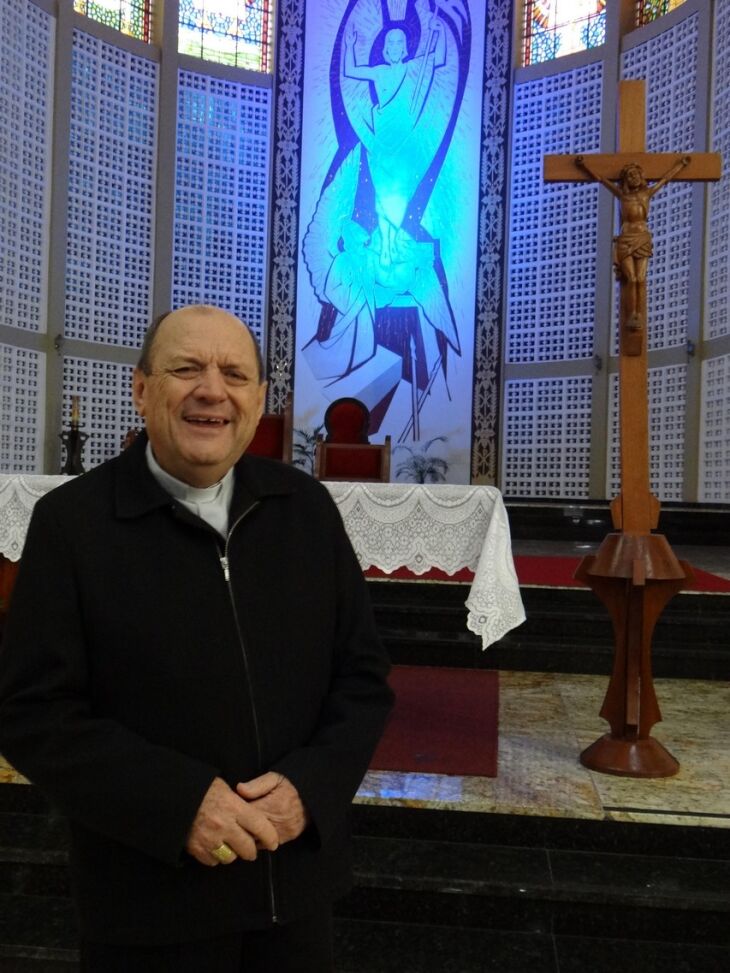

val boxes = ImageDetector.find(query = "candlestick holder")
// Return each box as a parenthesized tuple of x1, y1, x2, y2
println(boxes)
(60, 397, 89, 475)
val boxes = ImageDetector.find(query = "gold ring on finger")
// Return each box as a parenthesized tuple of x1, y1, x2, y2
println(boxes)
(211, 841, 235, 864)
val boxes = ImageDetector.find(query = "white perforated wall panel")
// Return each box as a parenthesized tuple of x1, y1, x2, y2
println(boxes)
(699, 355, 730, 502)
(62, 357, 138, 469)
(0, 0, 54, 333)
(621, 14, 699, 353)
(502, 376, 592, 498)
(173, 71, 271, 349)
(0, 344, 45, 472)
(707, 0, 730, 340)
(607, 364, 687, 501)
(507, 64, 603, 365)
(65, 30, 157, 348)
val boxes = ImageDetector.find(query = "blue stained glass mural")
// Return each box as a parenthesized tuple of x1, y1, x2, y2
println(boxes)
(294, 0, 485, 480)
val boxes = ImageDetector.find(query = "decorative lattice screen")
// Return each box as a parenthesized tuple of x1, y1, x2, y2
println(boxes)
(507, 63, 603, 366)
(501, 376, 592, 498)
(64, 30, 158, 348)
(61, 356, 138, 469)
(606, 363, 687, 501)
(173, 71, 271, 351)
(503, 63, 601, 498)
(699, 355, 730, 503)
(0, 0, 54, 334)
(620, 13, 699, 353)
(0, 344, 45, 472)
(707, 0, 730, 341)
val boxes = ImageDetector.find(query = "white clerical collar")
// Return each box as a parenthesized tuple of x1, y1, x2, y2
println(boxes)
(145, 442, 234, 537)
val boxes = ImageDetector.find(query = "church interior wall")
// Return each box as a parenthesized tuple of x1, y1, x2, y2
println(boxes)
(0, 0, 727, 503)
(503, 0, 728, 503)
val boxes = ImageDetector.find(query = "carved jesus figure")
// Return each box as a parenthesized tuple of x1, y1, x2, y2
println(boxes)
(576, 154, 691, 332)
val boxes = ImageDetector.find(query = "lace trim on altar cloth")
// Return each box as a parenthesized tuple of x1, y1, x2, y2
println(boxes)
(327, 483, 526, 648)
(0, 475, 72, 562)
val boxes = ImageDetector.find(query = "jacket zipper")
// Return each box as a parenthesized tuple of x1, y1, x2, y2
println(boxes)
(217, 502, 279, 924)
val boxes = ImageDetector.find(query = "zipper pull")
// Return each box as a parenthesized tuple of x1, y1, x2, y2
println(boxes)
(219, 554, 230, 581)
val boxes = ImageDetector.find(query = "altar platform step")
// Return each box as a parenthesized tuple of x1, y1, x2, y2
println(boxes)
(2, 671, 730, 971)
(504, 499, 730, 550)
(370, 580, 730, 681)
(335, 805, 730, 972)
(333, 665, 730, 972)
(1, 773, 729, 973)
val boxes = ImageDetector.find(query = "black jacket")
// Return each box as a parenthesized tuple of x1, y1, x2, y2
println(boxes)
(0, 435, 393, 944)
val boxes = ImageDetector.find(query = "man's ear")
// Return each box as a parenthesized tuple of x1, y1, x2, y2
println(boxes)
(132, 368, 147, 417)
(255, 381, 268, 423)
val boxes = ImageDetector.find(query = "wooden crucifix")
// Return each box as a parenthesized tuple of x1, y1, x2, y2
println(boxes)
(544, 79, 722, 778)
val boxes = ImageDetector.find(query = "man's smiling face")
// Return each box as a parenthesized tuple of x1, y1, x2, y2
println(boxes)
(133, 306, 267, 487)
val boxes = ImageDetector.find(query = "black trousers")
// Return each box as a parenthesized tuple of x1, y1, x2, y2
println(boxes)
(79, 908, 335, 973)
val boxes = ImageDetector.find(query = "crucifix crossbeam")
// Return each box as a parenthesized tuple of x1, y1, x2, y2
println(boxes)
(545, 151, 721, 183)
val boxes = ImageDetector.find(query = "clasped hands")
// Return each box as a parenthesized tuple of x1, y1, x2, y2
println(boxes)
(185, 773, 309, 867)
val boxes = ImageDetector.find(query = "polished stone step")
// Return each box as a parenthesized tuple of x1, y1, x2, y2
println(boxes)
(2, 785, 730, 970)
(505, 500, 730, 548)
(369, 582, 730, 679)
(335, 918, 730, 973)
(0, 944, 77, 972)
(336, 805, 730, 971)
(340, 835, 730, 942)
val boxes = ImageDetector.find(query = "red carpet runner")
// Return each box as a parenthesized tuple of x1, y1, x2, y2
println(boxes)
(366, 556, 730, 593)
(369, 665, 499, 778)
(512, 555, 730, 592)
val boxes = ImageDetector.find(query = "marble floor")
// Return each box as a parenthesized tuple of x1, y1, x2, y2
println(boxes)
(3, 674, 729, 830)
(2, 538, 728, 825)
(357, 670, 730, 829)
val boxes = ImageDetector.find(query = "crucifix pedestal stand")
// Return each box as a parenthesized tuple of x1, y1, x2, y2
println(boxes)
(544, 80, 721, 778)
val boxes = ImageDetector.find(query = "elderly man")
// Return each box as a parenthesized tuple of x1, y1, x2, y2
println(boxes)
(0, 305, 393, 971)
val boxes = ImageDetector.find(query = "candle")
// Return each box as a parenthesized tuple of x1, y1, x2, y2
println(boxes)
(71, 396, 80, 426)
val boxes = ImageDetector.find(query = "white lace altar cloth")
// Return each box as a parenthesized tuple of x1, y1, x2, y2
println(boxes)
(0, 476, 525, 649)
(0, 476, 72, 561)
(327, 483, 525, 648)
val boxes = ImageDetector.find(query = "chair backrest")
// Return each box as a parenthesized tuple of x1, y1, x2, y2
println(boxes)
(323, 397, 370, 444)
(314, 436, 391, 483)
(121, 429, 141, 451)
(247, 396, 293, 463)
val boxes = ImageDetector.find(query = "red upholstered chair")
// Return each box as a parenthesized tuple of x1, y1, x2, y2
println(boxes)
(247, 396, 293, 463)
(314, 398, 391, 482)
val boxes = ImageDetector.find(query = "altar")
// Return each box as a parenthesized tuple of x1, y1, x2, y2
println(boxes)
(0, 475, 525, 649)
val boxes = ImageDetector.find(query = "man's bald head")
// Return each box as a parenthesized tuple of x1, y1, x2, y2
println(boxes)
(138, 305, 264, 382)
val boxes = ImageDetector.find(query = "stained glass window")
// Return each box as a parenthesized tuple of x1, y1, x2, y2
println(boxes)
(178, 0, 273, 72)
(636, 0, 687, 26)
(523, 1, 606, 66)
(73, 0, 151, 43)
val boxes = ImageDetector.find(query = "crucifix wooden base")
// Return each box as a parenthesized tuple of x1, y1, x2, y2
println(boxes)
(544, 80, 721, 778)
(575, 532, 692, 777)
